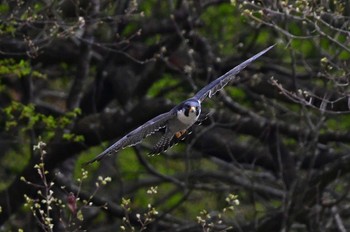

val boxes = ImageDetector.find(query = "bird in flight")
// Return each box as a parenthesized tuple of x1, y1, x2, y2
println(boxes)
(86, 45, 275, 164)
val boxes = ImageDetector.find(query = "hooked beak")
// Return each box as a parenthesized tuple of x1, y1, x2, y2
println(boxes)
(190, 106, 196, 113)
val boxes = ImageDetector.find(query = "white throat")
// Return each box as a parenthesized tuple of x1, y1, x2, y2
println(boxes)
(177, 109, 199, 125)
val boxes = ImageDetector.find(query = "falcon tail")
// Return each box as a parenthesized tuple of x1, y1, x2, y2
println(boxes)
(149, 129, 192, 155)
(149, 134, 173, 155)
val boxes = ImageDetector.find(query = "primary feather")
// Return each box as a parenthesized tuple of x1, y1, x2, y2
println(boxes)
(85, 111, 175, 164)
(193, 44, 275, 103)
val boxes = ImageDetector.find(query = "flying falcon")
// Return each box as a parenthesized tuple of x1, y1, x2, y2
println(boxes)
(86, 45, 274, 164)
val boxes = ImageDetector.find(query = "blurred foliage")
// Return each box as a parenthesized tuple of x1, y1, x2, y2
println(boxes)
(1, 0, 350, 231)
(3, 102, 82, 141)
(0, 59, 46, 79)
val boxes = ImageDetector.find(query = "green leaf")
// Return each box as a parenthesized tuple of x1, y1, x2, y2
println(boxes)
(147, 74, 180, 97)
(0, 4, 9, 13)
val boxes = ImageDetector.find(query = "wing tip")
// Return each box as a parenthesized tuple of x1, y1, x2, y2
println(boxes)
(83, 148, 114, 166)
(258, 43, 276, 56)
(83, 154, 104, 166)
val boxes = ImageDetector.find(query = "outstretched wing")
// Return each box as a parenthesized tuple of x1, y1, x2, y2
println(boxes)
(193, 45, 275, 103)
(85, 110, 176, 164)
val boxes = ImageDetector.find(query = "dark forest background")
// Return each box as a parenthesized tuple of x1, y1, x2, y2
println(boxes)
(1, 0, 350, 231)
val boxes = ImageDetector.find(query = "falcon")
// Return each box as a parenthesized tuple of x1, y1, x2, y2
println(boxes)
(86, 45, 274, 164)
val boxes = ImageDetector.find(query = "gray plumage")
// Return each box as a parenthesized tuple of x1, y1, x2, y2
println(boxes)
(86, 45, 274, 164)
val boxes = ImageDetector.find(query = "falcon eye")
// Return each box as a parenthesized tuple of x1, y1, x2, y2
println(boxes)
(184, 104, 191, 110)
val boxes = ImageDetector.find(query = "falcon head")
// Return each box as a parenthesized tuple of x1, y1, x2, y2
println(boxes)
(177, 99, 201, 125)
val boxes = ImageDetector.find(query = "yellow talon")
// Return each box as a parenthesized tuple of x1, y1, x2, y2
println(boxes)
(175, 130, 186, 138)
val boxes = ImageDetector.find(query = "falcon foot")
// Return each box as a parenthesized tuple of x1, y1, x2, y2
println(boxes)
(175, 130, 187, 138)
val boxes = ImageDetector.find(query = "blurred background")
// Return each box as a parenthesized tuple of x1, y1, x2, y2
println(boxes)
(1, 0, 350, 231)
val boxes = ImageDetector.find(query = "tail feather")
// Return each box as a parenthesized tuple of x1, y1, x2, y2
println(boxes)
(150, 134, 173, 155)
(149, 128, 192, 155)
